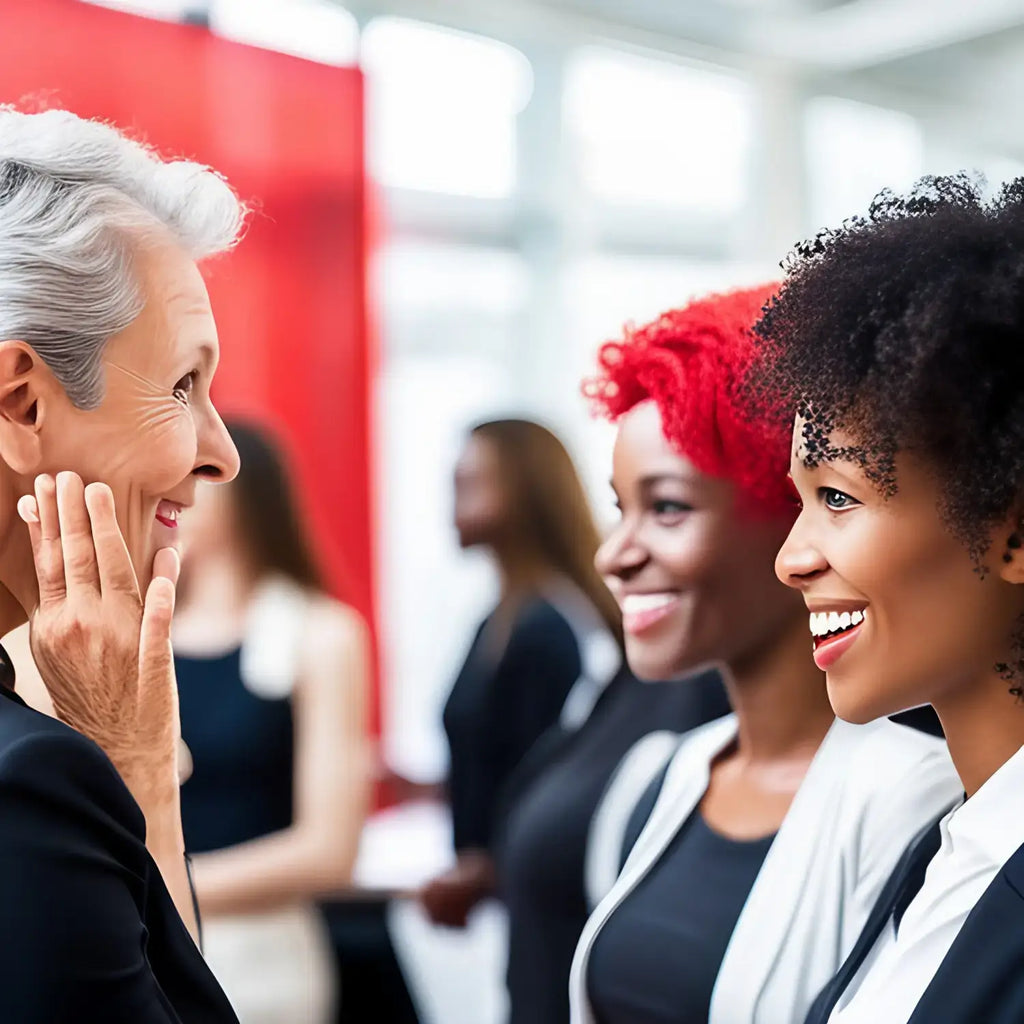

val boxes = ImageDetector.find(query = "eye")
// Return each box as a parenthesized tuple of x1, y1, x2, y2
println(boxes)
(819, 487, 860, 512)
(652, 499, 692, 517)
(172, 370, 198, 405)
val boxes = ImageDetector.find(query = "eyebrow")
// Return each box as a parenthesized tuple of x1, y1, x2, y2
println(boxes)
(641, 472, 697, 487)
(793, 458, 864, 491)
(608, 474, 699, 497)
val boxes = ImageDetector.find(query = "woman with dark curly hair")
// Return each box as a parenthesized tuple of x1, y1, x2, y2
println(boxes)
(567, 287, 960, 1024)
(753, 174, 1024, 1024)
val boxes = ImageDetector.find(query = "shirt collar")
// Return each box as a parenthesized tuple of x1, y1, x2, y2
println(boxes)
(945, 742, 1024, 866)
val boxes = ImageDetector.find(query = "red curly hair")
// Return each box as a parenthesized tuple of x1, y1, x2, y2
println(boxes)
(583, 284, 793, 516)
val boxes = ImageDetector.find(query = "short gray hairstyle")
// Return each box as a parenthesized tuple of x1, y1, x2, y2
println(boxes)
(0, 107, 246, 408)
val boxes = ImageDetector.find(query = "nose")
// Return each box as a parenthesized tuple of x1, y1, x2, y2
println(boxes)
(775, 514, 828, 590)
(595, 515, 648, 581)
(193, 404, 240, 483)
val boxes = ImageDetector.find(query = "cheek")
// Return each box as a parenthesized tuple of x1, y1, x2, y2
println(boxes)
(649, 519, 722, 585)
(836, 521, 1014, 702)
(104, 399, 198, 495)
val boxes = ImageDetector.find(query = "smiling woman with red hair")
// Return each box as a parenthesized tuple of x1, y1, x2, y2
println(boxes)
(564, 285, 961, 1024)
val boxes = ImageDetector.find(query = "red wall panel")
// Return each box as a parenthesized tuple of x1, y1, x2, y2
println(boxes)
(0, 0, 378, 724)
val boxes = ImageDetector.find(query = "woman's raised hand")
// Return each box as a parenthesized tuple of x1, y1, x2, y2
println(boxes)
(20, 471, 181, 801)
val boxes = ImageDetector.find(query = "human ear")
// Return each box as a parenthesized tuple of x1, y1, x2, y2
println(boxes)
(0, 341, 47, 475)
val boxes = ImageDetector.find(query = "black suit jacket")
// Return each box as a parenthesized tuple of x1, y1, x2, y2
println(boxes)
(0, 684, 238, 1023)
(805, 818, 1024, 1024)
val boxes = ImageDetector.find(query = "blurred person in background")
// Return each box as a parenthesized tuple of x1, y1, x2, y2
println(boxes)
(172, 420, 371, 1024)
(418, 419, 622, 928)
(567, 287, 961, 1024)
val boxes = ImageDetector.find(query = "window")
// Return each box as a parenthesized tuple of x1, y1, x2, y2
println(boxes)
(209, 0, 358, 65)
(805, 96, 924, 231)
(362, 18, 533, 197)
(374, 241, 528, 357)
(78, 0, 196, 20)
(565, 47, 753, 215)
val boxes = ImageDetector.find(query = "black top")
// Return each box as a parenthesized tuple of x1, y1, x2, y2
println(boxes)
(176, 648, 294, 853)
(587, 764, 775, 1024)
(804, 819, 1024, 1024)
(496, 667, 730, 1024)
(442, 597, 583, 852)
(0, 677, 238, 1022)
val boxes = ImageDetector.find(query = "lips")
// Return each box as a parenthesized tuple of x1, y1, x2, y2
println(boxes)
(155, 499, 182, 529)
(620, 592, 680, 636)
(808, 607, 867, 671)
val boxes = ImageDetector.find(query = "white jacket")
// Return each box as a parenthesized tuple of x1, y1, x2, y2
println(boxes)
(570, 714, 962, 1024)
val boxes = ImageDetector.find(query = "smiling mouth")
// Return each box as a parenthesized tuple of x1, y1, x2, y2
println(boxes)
(621, 593, 681, 636)
(809, 609, 866, 650)
(155, 500, 182, 529)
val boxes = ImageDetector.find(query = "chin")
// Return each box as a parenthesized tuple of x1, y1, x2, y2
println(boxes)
(624, 642, 691, 684)
(825, 678, 896, 725)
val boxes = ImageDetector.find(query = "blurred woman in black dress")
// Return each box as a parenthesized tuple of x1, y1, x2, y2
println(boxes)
(419, 419, 623, 928)
(174, 421, 371, 1023)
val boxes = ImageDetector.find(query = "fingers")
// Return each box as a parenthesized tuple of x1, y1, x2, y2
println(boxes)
(31, 475, 66, 607)
(17, 491, 41, 562)
(138, 552, 178, 689)
(151, 546, 181, 588)
(56, 472, 101, 597)
(84, 483, 138, 598)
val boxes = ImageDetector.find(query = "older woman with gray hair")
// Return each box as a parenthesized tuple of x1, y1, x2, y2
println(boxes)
(0, 106, 242, 1021)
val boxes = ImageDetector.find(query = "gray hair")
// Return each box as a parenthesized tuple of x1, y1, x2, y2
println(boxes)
(0, 107, 246, 408)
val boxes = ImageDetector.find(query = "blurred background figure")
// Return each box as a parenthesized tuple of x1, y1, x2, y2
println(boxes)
(417, 419, 622, 928)
(172, 421, 371, 1024)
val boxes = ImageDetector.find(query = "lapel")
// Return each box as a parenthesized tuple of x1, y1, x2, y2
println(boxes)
(569, 715, 738, 1024)
(907, 843, 1024, 1024)
(621, 715, 739, 877)
(709, 718, 848, 1022)
(802, 817, 944, 1024)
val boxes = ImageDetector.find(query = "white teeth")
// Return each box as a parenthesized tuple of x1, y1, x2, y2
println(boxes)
(622, 593, 678, 615)
(809, 608, 867, 638)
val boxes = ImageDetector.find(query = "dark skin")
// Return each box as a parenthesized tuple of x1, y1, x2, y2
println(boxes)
(418, 434, 555, 928)
(597, 401, 834, 838)
(780, 419, 1024, 797)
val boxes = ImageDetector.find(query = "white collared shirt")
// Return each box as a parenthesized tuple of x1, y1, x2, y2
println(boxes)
(829, 742, 1024, 1024)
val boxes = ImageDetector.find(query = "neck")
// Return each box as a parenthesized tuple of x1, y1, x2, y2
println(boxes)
(493, 546, 556, 603)
(934, 675, 1024, 797)
(725, 614, 835, 764)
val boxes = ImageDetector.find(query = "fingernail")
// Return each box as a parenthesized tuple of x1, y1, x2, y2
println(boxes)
(17, 495, 39, 524)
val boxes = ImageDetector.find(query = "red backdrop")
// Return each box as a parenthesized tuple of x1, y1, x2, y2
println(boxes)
(0, 0, 378, 725)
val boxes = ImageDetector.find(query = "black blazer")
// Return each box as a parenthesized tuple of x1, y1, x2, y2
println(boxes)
(0, 684, 238, 1023)
(805, 818, 1024, 1024)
